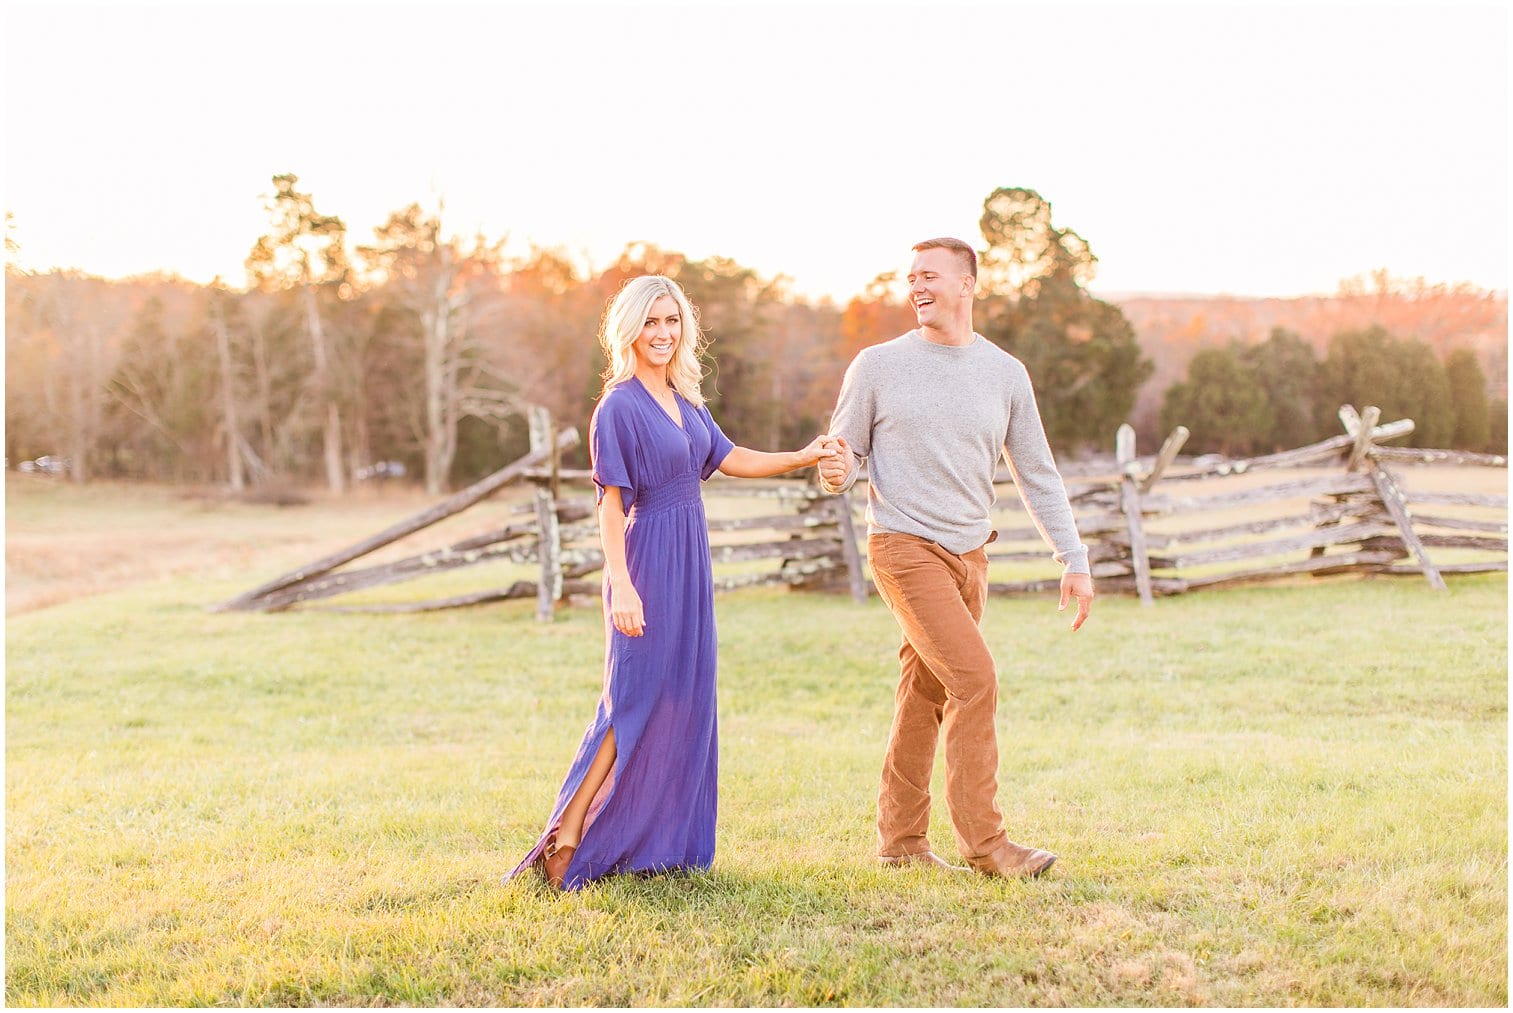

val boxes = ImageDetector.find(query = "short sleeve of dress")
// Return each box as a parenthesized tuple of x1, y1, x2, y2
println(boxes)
(698, 405, 736, 481)
(590, 394, 638, 512)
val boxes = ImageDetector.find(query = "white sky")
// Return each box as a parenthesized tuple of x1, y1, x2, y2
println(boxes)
(4, 3, 1508, 301)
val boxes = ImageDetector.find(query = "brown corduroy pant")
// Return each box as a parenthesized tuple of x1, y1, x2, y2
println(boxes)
(868, 532, 1008, 862)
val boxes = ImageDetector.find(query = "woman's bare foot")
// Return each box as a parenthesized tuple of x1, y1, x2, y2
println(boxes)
(542, 837, 578, 889)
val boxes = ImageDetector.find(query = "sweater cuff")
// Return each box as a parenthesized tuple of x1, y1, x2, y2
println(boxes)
(1054, 544, 1091, 575)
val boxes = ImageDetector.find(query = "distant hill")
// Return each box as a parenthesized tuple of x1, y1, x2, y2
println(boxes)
(1102, 280, 1507, 438)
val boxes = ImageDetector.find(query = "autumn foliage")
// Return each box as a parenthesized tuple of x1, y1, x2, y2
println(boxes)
(5, 181, 1505, 490)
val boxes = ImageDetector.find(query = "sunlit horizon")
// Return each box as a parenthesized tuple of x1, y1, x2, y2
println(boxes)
(6, 209, 1508, 305)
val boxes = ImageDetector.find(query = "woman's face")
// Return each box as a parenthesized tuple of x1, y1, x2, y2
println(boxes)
(632, 294, 681, 371)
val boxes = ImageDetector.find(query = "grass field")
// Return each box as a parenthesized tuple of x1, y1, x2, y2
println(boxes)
(5, 478, 1508, 1006)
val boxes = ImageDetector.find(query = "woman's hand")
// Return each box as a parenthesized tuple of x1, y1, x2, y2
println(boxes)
(610, 578, 645, 637)
(795, 434, 839, 467)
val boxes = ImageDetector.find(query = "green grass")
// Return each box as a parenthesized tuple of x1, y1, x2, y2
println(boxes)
(5, 485, 1508, 1006)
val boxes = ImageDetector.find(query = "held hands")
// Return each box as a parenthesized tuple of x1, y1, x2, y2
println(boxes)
(610, 578, 645, 637)
(817, 435, 851, 486)
(795, 434, 838, 467)
(1058, 571, 1095, 631)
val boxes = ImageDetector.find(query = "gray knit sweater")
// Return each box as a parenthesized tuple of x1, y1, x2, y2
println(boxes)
(820, 330, 1090, 573)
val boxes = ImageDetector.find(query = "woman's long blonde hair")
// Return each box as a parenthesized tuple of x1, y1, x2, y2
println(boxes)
(598, 275, 708, 407)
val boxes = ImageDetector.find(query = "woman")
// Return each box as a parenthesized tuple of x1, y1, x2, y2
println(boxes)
(509, 275, 834, 891)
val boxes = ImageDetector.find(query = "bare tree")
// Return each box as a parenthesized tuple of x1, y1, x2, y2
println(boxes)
(207, 284, 246, 490)
(6, 271, 127, 483)
(359, 204, 518, 494)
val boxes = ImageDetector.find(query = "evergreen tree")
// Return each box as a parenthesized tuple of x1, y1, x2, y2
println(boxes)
(1239, 328, 1324, 451)
(1445, 348, 1491, 451)
(1487, 398, 1509, 455)
(246, 173, 352, 491)
(974, 187, 1152, 451)
(1160, 345, 1274, 456)
(1318, 326, 1453, 448)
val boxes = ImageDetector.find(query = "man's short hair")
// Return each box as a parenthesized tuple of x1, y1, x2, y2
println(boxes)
(911, 237, 977, 279)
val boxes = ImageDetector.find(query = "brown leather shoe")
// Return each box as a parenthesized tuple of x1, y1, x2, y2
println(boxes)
(878, 851, 967, 871)
(967, 839, 1057, 878)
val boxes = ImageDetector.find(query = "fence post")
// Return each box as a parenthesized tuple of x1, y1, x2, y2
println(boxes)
(832, 487, 868, 603)
(1117, 424, 1155, 606)
(1346, 405, 1381, 472)
(1337, 404, 1447, 591)
(529, 406, 564, 622)
(1140, 426, 1189, 493)
(1369, 465, 1448, 591)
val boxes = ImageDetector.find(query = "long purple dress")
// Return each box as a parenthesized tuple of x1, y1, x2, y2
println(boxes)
(509, 376, 734, 890)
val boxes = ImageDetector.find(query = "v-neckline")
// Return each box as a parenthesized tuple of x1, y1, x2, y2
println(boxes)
(634, 375, 685, 432)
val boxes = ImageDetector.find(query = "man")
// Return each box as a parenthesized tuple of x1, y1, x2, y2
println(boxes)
(818, 237, 1094, 878)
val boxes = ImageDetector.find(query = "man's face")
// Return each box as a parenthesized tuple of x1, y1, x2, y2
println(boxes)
(907, 248, 973, 327)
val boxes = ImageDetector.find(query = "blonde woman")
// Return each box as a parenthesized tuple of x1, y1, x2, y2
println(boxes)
(510, 275, 834, 890)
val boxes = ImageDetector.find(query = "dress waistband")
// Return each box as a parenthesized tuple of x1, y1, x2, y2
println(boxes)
(630, 473, 702, 517)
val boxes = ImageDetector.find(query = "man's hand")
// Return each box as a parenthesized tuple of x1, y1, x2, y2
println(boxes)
(1058, 571, 1094, 631)
(818, 435, 852, 487)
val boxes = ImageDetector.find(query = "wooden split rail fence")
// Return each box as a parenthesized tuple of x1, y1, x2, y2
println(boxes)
(1028, 405, 1507, 605)
(214, 406, 866, 619)
(216, 405, 1506, 618)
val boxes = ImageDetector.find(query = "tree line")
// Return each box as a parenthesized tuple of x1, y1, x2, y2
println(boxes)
(4, 180, 1504, 493)
(1160, 326, 1505, 457)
